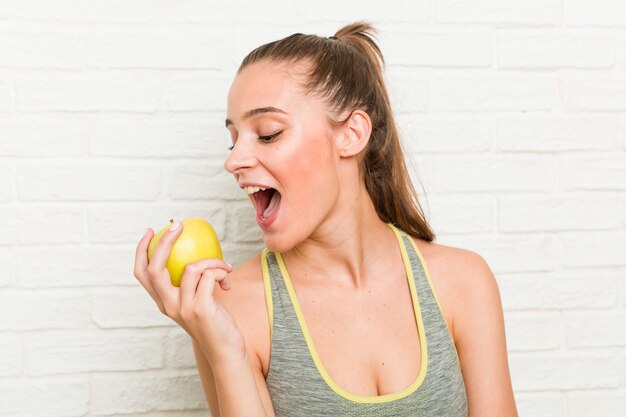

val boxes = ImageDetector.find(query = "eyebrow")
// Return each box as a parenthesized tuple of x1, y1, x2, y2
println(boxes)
(225, 106, 287, 128)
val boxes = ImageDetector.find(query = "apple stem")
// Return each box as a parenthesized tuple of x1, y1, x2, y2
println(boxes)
(170, 218, 174, 224)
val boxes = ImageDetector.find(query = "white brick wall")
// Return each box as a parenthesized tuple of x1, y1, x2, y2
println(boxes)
(0, 1, 624, 416)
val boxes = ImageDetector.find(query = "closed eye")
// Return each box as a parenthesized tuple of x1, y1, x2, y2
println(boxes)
(259, 130, 282, 143)
(227, 130, 283, 151)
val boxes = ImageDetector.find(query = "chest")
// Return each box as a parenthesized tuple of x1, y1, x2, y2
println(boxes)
(283, 271, 425, 397)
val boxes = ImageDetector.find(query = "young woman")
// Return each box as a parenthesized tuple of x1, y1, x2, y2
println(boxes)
(134, 22, 518, 417)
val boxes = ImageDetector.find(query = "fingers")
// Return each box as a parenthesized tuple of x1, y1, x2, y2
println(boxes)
(180, 258, 233, 306)
(148, 221, 183, 274)
(196, 267, 230, 302)
(133, 228, 164, 311)
(146, 221, 184, 304)
(134, 228, 151, 276)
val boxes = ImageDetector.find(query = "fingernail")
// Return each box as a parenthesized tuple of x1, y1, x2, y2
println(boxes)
(143, 228, 150, 237)
(169, 221, 181, 231)
(226, 262, 232, 269)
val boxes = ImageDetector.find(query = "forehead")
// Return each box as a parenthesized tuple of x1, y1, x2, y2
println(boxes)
(227, 60, 311, 118)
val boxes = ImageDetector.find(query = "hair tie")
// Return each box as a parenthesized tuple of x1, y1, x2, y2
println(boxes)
(327, 35, 338, 40)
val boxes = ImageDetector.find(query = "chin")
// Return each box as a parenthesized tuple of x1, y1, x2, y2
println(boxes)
(262, 231, 299, 254)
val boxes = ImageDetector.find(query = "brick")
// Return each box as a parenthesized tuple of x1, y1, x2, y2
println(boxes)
(499, 194, 621, 232)
(515, 392, 566, 417)
(509, 352, 622, 391)
(84, 27, 224, 69)
(0, 206, 84, 245)
(562, 155, 626, 191)
(165, 74, 231, 112)
(562, 232, 626, 268)
(0, 377, 89, 417)
(92, 287, 174, 329)
(296, 0, 428, 23)
(26, 329, 163, 375)
(565, 311, 626, 348)
(226, 202, 263, 243)
(495, 114, 616, 152)
(87, 203, 225, 244)
(0, 164, 14, 202)
(0, 31, 82, 69)
(504, 312, 561, 352)
(386, 69, 428, 113)
(91, 372, 205, 414)
(436, 0, 561, 25)
(617, 115, 626, 150)
(0, 80, 11, 111)
(439, 235, 557, 274)
(568, 390, 626, 417)
(0, 116, 86, 156)
(222, 24, 306, 74)
(407, 156, 436, 199)
(164, 327, 197, 369)
(433, 155, 554, 192)
(422, 195, 493, 234)
(498, 31, 615, 69)
(88, 114, 228, 159)
(621, 270, 626, 307)
(0, 1, 14, 19)
(430, 74, 555, 112)
(18, 246, 138, 288)
(498, 271, 617, 311)
(565, 0, 626, 27)
(562, 79, 626, 111)
(0, 332, 22, 376)
(168, 161, 242, 201)
(384, 31, 492, 68)
(395, 113, 492, 154)
(16, 75, 160, 112)
(220, 240, 264, 268)
(0, 250, 15, 286)
(12, 0, 156, 22)
(0, 290, 90, 330)
(159, 0, 298, 23)
(17, 162, 161, 201)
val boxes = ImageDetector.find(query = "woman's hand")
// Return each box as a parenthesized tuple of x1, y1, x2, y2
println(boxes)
(133, 222, 247, 364)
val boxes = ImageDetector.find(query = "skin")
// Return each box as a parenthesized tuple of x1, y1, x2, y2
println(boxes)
(134, 58, 519, 417)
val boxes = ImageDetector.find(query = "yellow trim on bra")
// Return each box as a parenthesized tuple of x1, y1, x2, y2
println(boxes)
(272, 222, 428, 404)
(403, 235, 462, 364)
(261, 248, 274, 344)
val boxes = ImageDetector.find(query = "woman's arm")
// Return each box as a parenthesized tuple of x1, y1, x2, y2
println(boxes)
(134, 225, 275, 417)
(192, 338, 220, 417)
(192, 337, 276, 417)
(452, 252, 519, 417)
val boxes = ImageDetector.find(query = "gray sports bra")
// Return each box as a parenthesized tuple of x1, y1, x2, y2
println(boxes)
(260, 223, 468, 416)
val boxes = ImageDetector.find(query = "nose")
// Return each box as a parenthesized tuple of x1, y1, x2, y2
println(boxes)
(223, 138, 257, 175)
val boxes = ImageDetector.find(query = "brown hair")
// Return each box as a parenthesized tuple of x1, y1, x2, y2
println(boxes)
(239, 21, 436, 242)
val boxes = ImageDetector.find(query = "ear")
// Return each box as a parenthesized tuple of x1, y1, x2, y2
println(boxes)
(336, 109, 372, 158)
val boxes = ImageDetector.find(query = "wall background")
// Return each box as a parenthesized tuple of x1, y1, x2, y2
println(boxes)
(0, 0, 625, 416)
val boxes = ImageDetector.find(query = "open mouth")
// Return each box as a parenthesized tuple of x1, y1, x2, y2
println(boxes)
(253, 188, 281, 220)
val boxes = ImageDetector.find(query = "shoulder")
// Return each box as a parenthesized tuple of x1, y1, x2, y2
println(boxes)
(411, 238, 518, 414)
(408, 236, 501, 343)
(213, 251, 271, 375)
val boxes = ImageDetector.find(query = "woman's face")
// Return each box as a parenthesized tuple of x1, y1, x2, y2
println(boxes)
(224, 60, 342, 252)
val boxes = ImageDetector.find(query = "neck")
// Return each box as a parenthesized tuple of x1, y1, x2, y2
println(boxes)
(281, 183, 398, 289)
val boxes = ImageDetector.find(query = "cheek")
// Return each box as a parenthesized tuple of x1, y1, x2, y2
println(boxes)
(289, 142, 339, 213)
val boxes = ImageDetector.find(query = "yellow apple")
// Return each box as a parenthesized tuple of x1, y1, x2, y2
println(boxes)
(147, 217, 223, 287)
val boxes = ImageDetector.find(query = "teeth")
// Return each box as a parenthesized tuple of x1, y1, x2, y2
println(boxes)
(245, 186, 267, 195)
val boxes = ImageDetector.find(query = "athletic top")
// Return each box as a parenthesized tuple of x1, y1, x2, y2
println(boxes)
(260, 223, 468, 417)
